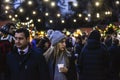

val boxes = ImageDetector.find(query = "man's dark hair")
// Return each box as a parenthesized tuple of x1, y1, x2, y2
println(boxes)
(5, 23, 16, 29)
(15, 28, 29, 38)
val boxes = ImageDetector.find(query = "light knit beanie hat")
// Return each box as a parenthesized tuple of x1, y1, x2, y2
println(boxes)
(47, 30, 66, 46)
(47, 29, 54, 39)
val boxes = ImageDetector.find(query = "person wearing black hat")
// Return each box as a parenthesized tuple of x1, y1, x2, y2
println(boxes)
(0, 23, 16, 46)
(108, 38, 120, 80)
(77, 30, 110, 80)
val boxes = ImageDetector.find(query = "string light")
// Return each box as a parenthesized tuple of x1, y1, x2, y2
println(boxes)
(73, 3, 78, 7)
(5, 10, 8, 14)
(73, 19, 77, 22)
(96, 13, 100, 18)
(57, 13, 61, 17)
(12, 18, 15, 21)
(49, 20, 53, 23)
(26, 17, 29, 20)
(19, 8, 24, 13)
(85, 17, 88, 21)
(115, 1, 120, 5)
(45, 12, 49, 16)
(28, 1, 33, 5)
(95, 1, 100, 7)
(61, 20, 65, 23)
(5, 5, 10, 10)
(88, 13, 91, 17)
(15, 14, 18, 17)
(1, 0, 119, 27)
(107, 11, 111, 15)
(31, 24, 34, 27)
(38, 19, 41, 22)
(32, 11, 36, 15)
(44, 0, 49, 2)
(105, 11, 112, 15)
(78, 13, 82, 17)
(8, 15, 12, 19)
(4, 0, 10, 3)
(51, 2, 56, 7)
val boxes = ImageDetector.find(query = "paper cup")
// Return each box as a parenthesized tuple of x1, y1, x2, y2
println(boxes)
(57, 64, 64, 72)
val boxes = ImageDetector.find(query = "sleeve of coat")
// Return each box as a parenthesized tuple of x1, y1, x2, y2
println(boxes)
(38, 54, 50, 80)
(77, 49, 84, 74)
(66, 55, 77, 80)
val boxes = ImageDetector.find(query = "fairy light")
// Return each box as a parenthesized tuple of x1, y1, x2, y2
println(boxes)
(38, 19, 41, 22)
(45, 12, 49, 16)
(61, 20, 65, 23)
(28, 1, 33, 5)
(116, 1, 120, 5)
(5, 0, 10, 3)
(5, 5, 10, 10)
(57, 13, 61, 17)
(49, 20, 53, 23)
(73, 19, 77, 22)
(95, 1, 100, 7)
(32, 11, 36, 15)
(78, 14, 82, 17)
(51, 2, 56, 7)
(19, 8, 24, 13)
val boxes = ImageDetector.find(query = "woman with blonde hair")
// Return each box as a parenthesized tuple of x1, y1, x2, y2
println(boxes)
(44, 30, 77, 80)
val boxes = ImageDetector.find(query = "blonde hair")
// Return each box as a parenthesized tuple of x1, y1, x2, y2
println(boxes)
(43, 39, 70, 62)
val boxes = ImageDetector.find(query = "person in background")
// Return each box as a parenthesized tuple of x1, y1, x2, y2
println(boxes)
(108, 38, 120, 80)
(31, 33, 41, 49)
(74, 35, 84, 59)
(66, 34, 74, 53)
(0, 40, 12, 80)
(6, 28, 50, 80)
(44, 30, 77, 80)
(0, 23, 16, 46)
(77, 30, 110, 80)
(104, 34, 112, 48)
(37, 37, 50, 54)
(6, 23, 16, 36)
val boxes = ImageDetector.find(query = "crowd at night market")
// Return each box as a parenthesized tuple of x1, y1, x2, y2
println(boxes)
(0, 22, 120, 80)
(0, 0, 120, 80)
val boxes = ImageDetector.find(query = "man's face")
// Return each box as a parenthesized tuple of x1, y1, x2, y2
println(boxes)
(9, 26, 16, 34)
(15, 32, 29, 50)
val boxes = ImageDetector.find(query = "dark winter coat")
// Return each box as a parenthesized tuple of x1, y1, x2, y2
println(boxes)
(78, 39, 110, 80)
(6, 46, 50, 80)
(0, 40, 12, 73)
(108, 45, 120, 80)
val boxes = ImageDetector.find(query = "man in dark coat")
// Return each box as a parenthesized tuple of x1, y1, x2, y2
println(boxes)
(6, 28, 50, 80)
(0, 40, 12, 80)
(77, 30, 110, 80)
(108, 38, 120, 80)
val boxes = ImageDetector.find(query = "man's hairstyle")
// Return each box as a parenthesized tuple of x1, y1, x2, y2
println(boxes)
(6, 23, 16, 29)
(15, 28, 29, 38)
(0, 23, 16, 35)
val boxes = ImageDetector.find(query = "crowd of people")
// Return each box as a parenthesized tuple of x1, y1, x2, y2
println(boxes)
(0, 22, 120, 80)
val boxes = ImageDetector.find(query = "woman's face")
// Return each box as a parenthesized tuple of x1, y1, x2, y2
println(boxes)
(58, 39, 66, 51)
(44, 42, 50, 48)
